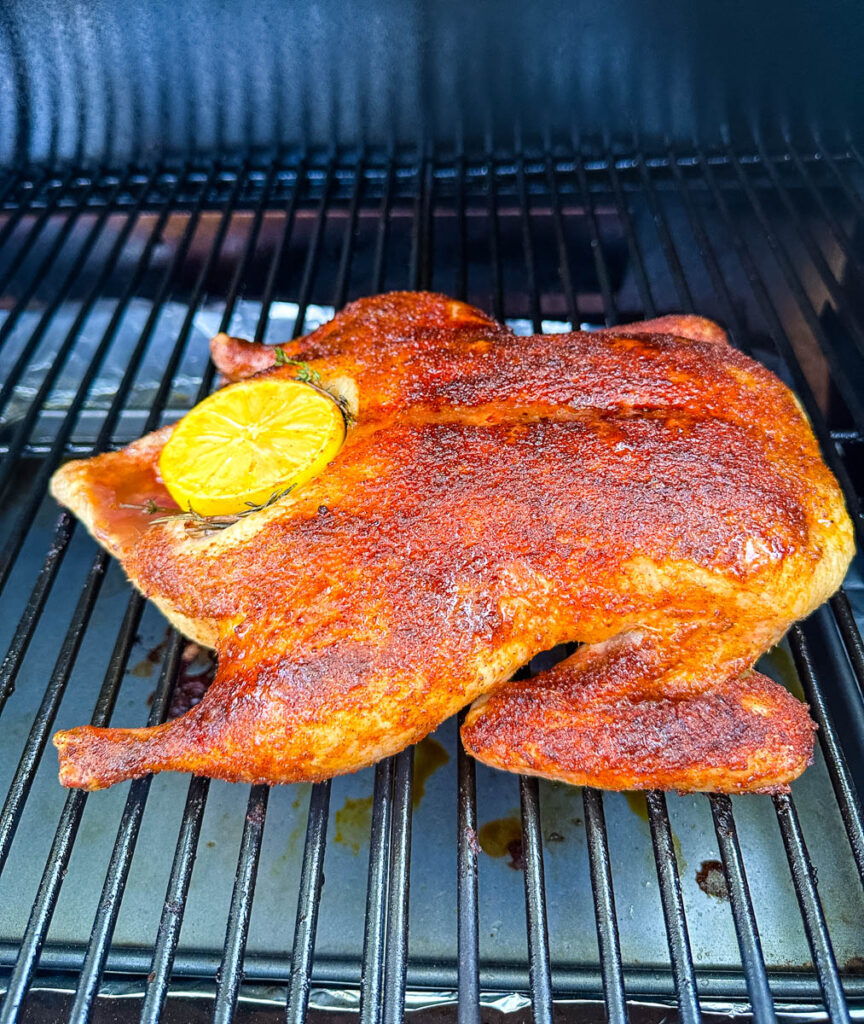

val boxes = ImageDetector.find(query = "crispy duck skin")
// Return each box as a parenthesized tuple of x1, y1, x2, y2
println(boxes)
(462, 633, 816, 793)
(50, 292, 853, 792)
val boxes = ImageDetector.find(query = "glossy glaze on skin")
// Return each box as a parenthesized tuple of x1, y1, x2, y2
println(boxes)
(49, 292, 853, 792)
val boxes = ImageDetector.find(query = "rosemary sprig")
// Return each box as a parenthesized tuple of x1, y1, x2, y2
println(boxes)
(119, 497, 176, 515)
(123, 487, 295, 536)
(273, 348, 355, 428)
(273, 347, 321, 383)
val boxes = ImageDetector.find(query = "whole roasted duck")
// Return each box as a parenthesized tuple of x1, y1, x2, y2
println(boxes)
(51, 292, 853, 793)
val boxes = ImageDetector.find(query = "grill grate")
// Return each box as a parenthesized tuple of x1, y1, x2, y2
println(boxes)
(0, 145, 862, 1024)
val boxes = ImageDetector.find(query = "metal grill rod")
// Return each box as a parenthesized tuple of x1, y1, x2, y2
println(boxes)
(830, 593, 864, 704)
(195, 161, 282, 404)
(381, 153, 435, 1024)
(0, 171, 51, 277)
(0, 172, 24, 214)
(357, 153, 398, 1024)
(453, 160, 480, 1024)
(571, 153, 615, 325)
(370, 155, 396, 301)
(634, 153, 696, 313)
(0, 164, 189, 736)
(757, 144, 864, 366)
(841, 139, 864, 200)
(544, 152, 582, 326)
(818, 595, 864, 695)
(0, 594, 145, 1024)
(513, 156, 555, 1024)
(773, 795, 851, 1023)
(552, 152, 628, 1024)
(645, 792, 701, 1024)
(0, 172, 102, 369)
(815, 142, 864, 254)
(625, 154, 696, 316)
(685, 148, 864, 875)
(409, 156, 434, 294)
(142, 164, 250, 434)
(582, 790, 629, 1024)
(0, 167, 156, 606)
(604, 153, 658, 319)
(456, 711, 480, 1024)
(516, 156, 542, 335)
(708, 796, 777, 1024)
(0, 551, 107, 876)
(0, 513, 74, 718)
(0, 163, 225, 1017)
(785, 142, 864, 294)
(284, 153, 368, 1024)
(358, 760, 395, 1024)
(332, 152, 365, 313)
(0, 171, 45, 243)
(290, 158, 335, 340)
(725, 145, 864, 433)
(453, 154, 468, 305)
(92, 162, 219, 452)
(663, 149, 749, 340)
(519, 777, 554, 1024)
(0, 168, 73, 299)
(599, 153, 702, 1024)
(212, 784, 271, 1024)
(67, 633, 184, 1023)
(485, 151, 504, 323)
(788, 624, 864, 884)
(381, 748, 414, 1024)
(636, 154, 778, 1024)
(285, 783, 332, 1024)
(212, 159, 314, 1024)
(139, 162, 283, 1024)
(658, 148, 857, 1010)
(139, 775, 211, 1024)
(253, 159, 307, 346)
(817, 141, 864, 220)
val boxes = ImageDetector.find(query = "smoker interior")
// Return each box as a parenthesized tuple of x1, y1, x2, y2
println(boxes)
(0, 146, 863, 1024)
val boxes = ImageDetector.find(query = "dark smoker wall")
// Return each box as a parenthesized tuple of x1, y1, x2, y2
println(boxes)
(0, 0, 862, 167)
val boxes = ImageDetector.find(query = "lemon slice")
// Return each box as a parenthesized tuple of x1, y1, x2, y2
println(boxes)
(159, 377, 346, 517)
